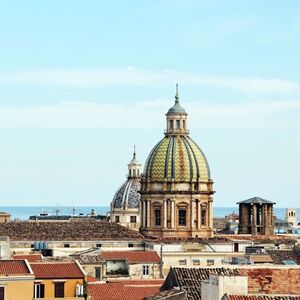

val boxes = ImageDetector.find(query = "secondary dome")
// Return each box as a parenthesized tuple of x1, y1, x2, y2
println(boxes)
(111, 179, 140, 209)
(143, 135, 210, 182)
(111, 149, 141, 209)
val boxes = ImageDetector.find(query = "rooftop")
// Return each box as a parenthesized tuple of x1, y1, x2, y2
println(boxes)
(88, 279, 164, 300)
(266, 250, 300, 265)
(161, 267, 239, 300)
(0, 220, 144, 241)
(30, 261, 86, 279)
(0, 260, 32, 275)
(237, 197, 276, 205)
(100, 251, 161, 264)
(13, 253, 43, 262)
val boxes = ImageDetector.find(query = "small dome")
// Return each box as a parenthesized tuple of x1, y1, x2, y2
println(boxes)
(111, 178, 140, 209)
(111, 148, 141, 210)
(166, 83, 187, 115)
(143, 135, 210, 182)
(166, 100, 186, 115)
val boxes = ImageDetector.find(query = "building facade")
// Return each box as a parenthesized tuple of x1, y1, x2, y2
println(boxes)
(140, 86, 214, 238)
(110, 148, 141, 230)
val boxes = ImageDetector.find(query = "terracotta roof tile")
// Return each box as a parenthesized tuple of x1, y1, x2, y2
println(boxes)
(0, 220, 144, 241)
(161, 267, 239, 300)
(100, 251, 160, 263)
(0, 260, 32, 275)
(30, 261, 85, 279)
(13, 254, 43, 262)
(88, 280, 163, 300)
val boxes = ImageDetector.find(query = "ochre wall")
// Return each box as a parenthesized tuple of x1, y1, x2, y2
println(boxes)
(1, 279, 33, 300)
(40, 278, 84, 297)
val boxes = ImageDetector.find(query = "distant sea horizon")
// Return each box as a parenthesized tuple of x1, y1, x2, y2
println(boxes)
(0, 206, 299, 222)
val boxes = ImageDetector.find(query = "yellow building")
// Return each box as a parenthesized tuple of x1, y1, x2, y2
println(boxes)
(0, 260, 35, 300)
(30, 261, 86, 299)
(140, 86, 214, 238)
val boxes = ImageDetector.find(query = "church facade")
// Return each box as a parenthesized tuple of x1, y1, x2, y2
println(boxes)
(140, 86, 214, 238)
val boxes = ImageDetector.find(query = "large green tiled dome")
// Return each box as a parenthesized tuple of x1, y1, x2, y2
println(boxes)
(143, 135, 210, 182)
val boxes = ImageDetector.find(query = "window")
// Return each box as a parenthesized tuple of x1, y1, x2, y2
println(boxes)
(54, 282, 65, 298)
(34, 283, 45, 298)
(169, 120, 174, 130)
(143, 265, 150, 276)
(193, 259, 200, 266)
(96, 243, 102, 248)
(64, 243, 70, 248)
(128, 243, 134, 248)
(95, 267, 101, 279)
(176, 120, 180, 129)
(183, 120, 186, 129)
(0, 287, 4, 300)
(178, 209, 186, 226)
(115, 216, 120, 223)
(207, 259, 214, 266)
(201, 210, 206, 226)
(179, 259, 187, 265)
(154, 209, 161, 226)
(130, 216, 137, 223)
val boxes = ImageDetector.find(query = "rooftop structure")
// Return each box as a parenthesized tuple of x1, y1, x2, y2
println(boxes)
(238, 196, 275, 236)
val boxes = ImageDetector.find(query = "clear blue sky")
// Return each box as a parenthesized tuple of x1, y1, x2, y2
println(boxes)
(0, 1, 299, 207)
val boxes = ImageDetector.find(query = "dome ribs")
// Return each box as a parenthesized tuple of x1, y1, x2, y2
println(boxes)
(181, 135, 194, 181)
(171, 136, 176, 179)
(177, 137, 186, 181)
(164, 137, 173, 179)
(183, 136, 200, 181)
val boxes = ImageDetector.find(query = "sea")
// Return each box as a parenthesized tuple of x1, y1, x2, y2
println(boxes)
(0, 206, 299, 222)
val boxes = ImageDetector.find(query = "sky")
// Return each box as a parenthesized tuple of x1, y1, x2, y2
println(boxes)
(0, 0, 299, 208)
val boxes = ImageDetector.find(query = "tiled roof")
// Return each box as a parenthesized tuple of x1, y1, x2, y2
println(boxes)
(161, 267, 239, 300)
(30, 261, 85, 279)
(0, 260, 32, 275)
(266, 250, 300, 265)
(0, 220, 144, 241)
(100, 251, 161, 263)
(237, 197, 275, 205)
(147, 288, 187, 300)
(88, 280, 163, 300)
(224, 294, 300, 300)
(13, 254, 43, 262)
